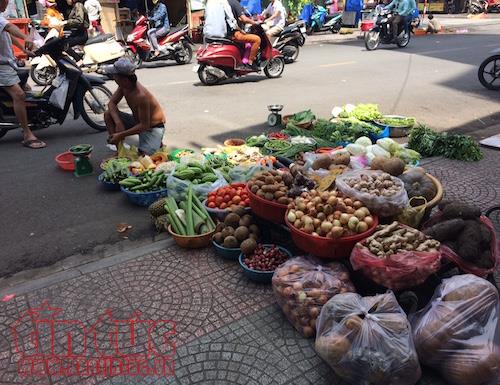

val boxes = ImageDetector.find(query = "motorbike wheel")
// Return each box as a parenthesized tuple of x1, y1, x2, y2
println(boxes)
(365, 31, 380, 51)
(81, 85, 112, 131)
(396, 30, 410, 48)
(198, 65, 220, 86)
(264, 57, 285, 78)
(282, 44, 299, 64)
(478, 55, 500, 90)
(30, 64, 58, 86)
(0, 128, 7, 139)
(125, 50, 142, 68)
(175, 43, 193, 65)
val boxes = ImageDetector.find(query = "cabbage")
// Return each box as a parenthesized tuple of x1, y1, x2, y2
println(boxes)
(376, 138, 397, 151)
(345, 143, 366, 156)
(331, 106, 343, 118)
(366, 144, 390, 158)
(355, 136, 372, 147)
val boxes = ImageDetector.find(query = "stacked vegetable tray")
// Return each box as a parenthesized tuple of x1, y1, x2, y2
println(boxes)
(97, 103, 494, 385)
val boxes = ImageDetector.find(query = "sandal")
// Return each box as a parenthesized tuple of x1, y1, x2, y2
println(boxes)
(22, 139, 46, 149)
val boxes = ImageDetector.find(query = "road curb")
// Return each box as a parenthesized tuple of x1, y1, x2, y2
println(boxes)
(0, 238, 175, 297)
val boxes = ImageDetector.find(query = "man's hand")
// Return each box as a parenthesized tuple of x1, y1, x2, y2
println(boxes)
(24, 38, 34, 50)
(25, 50, 36, 58)
(108, 133, 123, 145)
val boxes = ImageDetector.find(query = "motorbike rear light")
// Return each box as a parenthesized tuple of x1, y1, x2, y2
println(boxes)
(360, 20, 374, 31)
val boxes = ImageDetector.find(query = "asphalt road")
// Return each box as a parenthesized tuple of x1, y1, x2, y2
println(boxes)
(1, 26, 499, 277)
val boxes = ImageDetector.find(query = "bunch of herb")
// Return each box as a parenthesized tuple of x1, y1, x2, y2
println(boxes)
(408, 125, 483, 161)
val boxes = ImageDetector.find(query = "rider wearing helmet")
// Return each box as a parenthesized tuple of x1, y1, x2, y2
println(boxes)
(384, 0, 416, 41)
(147, 0, 170, 57)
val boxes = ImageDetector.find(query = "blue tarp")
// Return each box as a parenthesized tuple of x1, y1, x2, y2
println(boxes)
(241, 0, 262, 15)
(299, 3, 314, 24)
(345, 0, 363, 24)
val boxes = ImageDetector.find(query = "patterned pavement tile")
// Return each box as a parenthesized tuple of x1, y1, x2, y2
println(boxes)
(0, 295, 51, 385)
(108, 246, 275, 345)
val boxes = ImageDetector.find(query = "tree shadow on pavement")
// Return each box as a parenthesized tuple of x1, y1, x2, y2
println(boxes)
(207, 122, 271, 144)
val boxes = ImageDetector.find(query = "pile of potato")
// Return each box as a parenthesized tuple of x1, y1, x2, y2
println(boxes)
(272, 257, 355, 338)
(247, 170, 293, 205)
(287, 190, 375, 239)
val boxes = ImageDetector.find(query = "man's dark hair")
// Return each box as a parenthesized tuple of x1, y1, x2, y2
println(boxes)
(428, 14, 434, 19)
(128, 74, 138, 84)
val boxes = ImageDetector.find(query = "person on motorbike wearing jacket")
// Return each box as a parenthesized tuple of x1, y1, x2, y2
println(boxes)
(0, 0, 45, 149)
(147, 0, 170, 58)
(227, 0, 261, 70)
(64, 0, 90, 63)
(261, 0, 286, 39)
(384, 0, 416, 42)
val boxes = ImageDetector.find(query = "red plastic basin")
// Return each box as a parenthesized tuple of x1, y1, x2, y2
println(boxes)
(285, 214, 379, 259)
(246, 185, 288, 224)
(55, 151, 75, 171)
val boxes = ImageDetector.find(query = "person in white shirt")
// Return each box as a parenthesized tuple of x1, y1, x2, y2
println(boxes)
(84, 0, 103, 33)
(0, 0, 46, 149)
(261, 0, 286, 38)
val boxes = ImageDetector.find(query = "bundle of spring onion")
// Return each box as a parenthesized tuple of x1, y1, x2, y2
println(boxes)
(164, 185, 216, 236)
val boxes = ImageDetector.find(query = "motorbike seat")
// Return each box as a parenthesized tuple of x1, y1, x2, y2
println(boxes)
(166, 25, 184, 35)
(86, 33, 114, 45)
(205, 36, 240, 46)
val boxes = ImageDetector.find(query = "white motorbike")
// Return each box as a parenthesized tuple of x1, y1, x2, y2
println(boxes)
(31, 29, 125, 86)
(478, 48, 500, 90)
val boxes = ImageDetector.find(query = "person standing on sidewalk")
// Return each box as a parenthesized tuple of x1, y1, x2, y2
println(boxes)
(227, 0, 261, 70)
(84, 0, 104, 34)
(0, 0, 46, 149)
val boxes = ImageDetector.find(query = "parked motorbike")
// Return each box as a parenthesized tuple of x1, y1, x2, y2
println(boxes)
(466, 0, 488, 13)
(304, 3, 342, 34)
(125, 17, 194, 67)
(478, 48, 500, 90)
(195, 24, 285, 86)
(364, 6, 415, 51)
(0, 38, 112, 139)
(30, 29, 125, 86)
(272, 20, 307, 63)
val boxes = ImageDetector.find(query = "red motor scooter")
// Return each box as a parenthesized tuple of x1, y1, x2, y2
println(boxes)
(125, 16, 194, 67)
(194, 25, 285, 85)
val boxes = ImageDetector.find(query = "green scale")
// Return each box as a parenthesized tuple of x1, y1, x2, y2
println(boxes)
(69, 144, 94, 177)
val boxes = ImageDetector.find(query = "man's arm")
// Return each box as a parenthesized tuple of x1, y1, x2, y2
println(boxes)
(107, 88, 125, 127)
(118, 99, 151, 139)
(239, 14, 258, 25)
(261, 3, 271, 17)
(385, 0, 397, 10)
(4, 23, 33, 54)
(266, 9, 281, 21)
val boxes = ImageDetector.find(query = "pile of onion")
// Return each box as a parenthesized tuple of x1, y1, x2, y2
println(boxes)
(287, 190, 374, 239)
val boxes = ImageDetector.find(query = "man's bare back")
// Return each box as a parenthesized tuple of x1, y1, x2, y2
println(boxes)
(122, 82, 166, 127)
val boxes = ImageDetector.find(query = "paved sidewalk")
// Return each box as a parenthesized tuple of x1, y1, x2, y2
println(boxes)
(0, 149, 498, 385)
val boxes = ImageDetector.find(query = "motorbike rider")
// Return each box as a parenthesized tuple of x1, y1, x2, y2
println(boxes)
(40, 0, 65, 29)
(203, 0, 238, 40)
(261, 0, 287, 39)
(64, 0, 90, 63)
(0, 0, 45, 149)
(227, 0, 261, 70)
(84, 0, 104, 34)
(147, 0, 170, 58)
(384, 0, 416, 42)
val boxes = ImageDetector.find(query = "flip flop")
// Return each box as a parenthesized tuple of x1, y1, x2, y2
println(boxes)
(22, 139, 46, 149)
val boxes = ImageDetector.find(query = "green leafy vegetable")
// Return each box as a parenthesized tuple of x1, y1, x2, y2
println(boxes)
(377, 116, 416, 127)
(289, 110, 316, 125)
(408, 125, 483, 161)
(351, 104, 382, 121)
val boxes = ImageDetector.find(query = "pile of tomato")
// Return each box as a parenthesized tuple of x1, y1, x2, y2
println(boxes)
(206, 183, 250, 210)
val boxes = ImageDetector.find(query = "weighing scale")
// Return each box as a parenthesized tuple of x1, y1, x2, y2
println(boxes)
(69, 144, 94, 177)
(267, 104, 283, 127)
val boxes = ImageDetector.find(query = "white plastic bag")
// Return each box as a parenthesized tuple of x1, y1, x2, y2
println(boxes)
(166, 168, 228, 201)
(49, 75, 69, 109)
(336, 169, 409, 217)
(315, 291, 421, 385)
(411, 274, 500, 385)
(29, 27, 45, 49)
